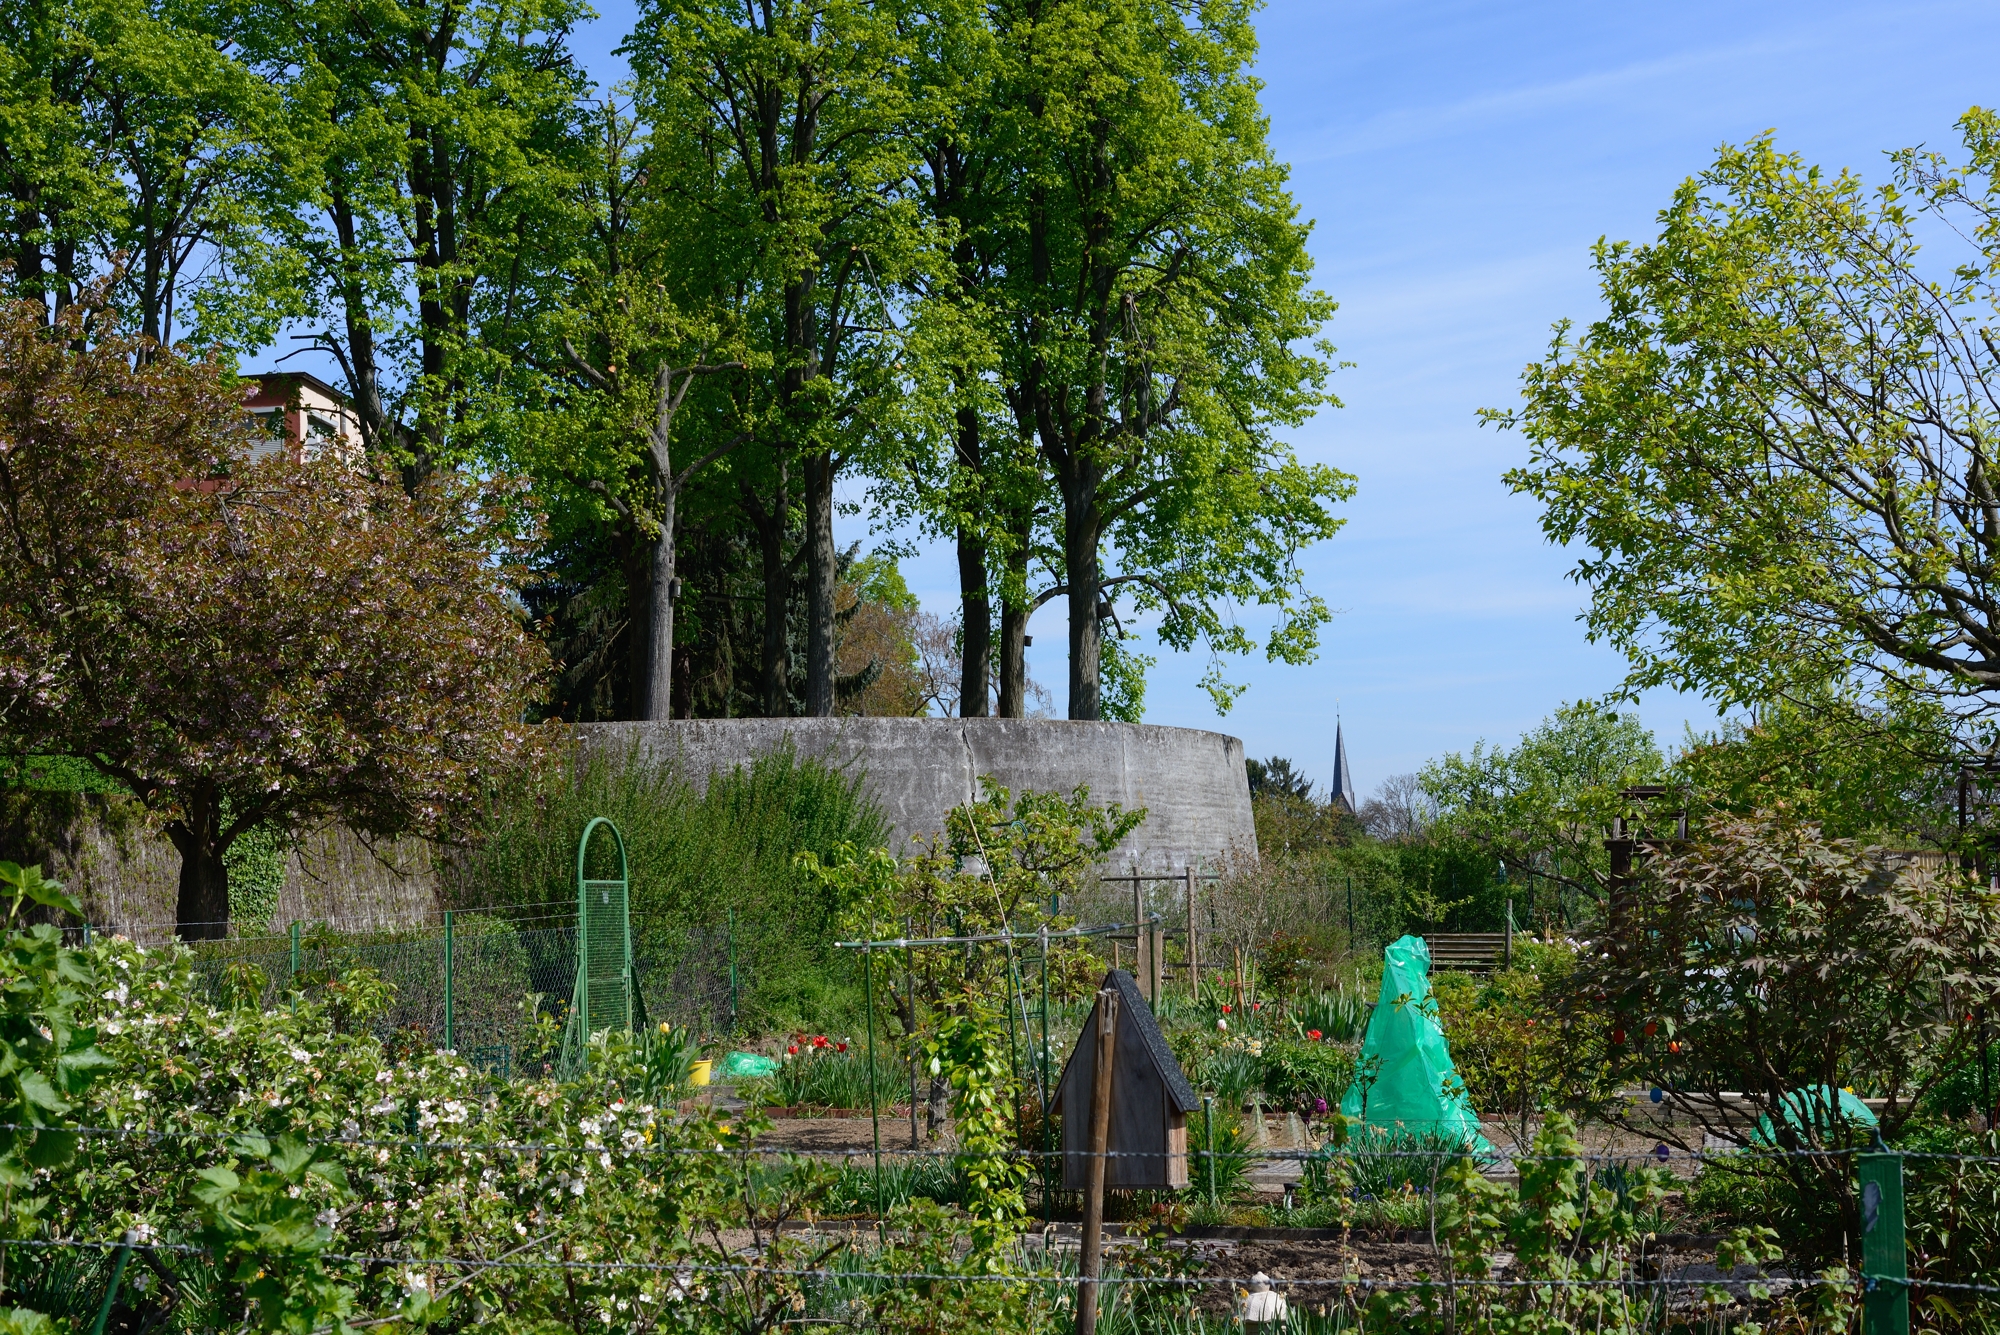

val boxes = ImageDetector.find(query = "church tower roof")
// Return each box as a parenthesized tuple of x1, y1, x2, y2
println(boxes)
(1329, 721, 1355, 814)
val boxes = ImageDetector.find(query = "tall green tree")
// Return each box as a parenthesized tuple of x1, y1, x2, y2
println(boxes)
(244, 0, 592, 480)
(992, 0, 1348, 718)
(0, 0, 294, 343)
(1420, 701, 1664, 907)
(1497, 110, 2000, 749)
(516, 102, 755, 721)
(624, 0, 937, 717)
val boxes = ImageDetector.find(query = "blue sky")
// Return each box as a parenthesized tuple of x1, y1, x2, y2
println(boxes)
(573, 0, 2000, 801)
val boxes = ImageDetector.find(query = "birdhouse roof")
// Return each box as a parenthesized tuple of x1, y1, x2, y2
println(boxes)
(1055, 968, 1199, 1114)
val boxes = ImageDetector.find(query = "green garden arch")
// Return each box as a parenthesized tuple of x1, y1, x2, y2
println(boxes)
(560, 817, 633, 1073)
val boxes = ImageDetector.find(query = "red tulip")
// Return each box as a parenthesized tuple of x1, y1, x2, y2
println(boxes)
(1222, 1004, 1232, 1014)
(787, 1044, 799, 1055)
(1611, 1028, 1626, 1046)
(1307, 1029, 1322, 1041)
(837, 1041, 848, 1053)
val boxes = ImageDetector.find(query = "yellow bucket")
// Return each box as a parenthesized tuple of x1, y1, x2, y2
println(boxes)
(689, 1059, 713, 1087)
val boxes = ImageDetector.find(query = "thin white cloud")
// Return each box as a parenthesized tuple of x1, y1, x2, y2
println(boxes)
(1283, 36, 1810, 164)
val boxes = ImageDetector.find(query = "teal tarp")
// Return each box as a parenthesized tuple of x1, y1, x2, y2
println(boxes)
(716, 1050, 780, 1080)
(1338, 935, 1490, 1151)
(1752, 1084, 1879, 1146)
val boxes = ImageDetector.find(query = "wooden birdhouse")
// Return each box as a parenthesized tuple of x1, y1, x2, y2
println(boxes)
(1054, 968, 1199, 1189)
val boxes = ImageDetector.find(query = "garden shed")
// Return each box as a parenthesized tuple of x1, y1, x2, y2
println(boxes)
(1054, 968, 1199, 1188)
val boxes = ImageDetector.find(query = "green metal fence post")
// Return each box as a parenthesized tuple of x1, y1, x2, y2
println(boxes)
(727, 908, 739, 1033)
(1203, 1095, 1218, 1207)
(1039, 925, 1052, 1228)
(1858, 1147, 1909, 1335)
(87, 1232, 133, 1335)
(443, 909, 455, 1052)
(862, 943, 884, 1232)
(289, 921, 301, 1013)
(1345, 875, 1354, 947)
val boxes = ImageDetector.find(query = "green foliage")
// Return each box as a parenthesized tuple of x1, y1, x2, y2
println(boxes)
(192, 1132, 356, 1334)
(924, 1004, 1027, 1256)
(1356, 1114, 1686, 1335)
(1495, 110, 2000, 738)
(454, 738, 887, 1029)
(1434, 940, 1618, 1143)
(1673, 695, 1954, 845)
(225, 822, 293, 934)
(1290, 986, 1369, 1044)
(1259, 1039, 1354, 1117)
(1588, 810, 2000, 1255)
(1420, 700, 1664, 917)
(773, 1045, 905, 1110)
(0, 866, 105, 1335)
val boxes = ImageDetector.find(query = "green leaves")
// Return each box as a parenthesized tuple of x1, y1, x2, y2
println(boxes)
(193, 1132, 355, 1334)
(1497, 112, 2000, 743)
(0, 864, 79, 923)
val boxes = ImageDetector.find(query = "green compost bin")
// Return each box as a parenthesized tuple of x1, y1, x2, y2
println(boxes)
(1338, 934, 1491, 1151)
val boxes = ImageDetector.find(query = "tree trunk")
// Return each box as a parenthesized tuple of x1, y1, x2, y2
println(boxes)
(747, 468, 792, 717)
(998, 599, 1027, 717)
(803, 449, 836, 716)
(958, 528, 991, 717)
(1062, 459, 1104, 720)
(642, 483, 678, 721)
(168, 795, 229, 941)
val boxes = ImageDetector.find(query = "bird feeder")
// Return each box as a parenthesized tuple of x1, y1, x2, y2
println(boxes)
(1054, 968, 1198, 1188)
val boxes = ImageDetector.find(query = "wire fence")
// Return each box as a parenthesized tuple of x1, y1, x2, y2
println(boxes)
(156, 910, 740, 1078)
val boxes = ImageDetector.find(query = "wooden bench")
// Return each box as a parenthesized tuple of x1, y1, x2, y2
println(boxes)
(1424, 933, 1510, 971)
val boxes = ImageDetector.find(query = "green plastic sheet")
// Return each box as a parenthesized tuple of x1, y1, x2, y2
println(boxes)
(715, 1050, 779, 1081)
(1752, 1084, 1879, 1146)
(1338, 934, 1491, 1151)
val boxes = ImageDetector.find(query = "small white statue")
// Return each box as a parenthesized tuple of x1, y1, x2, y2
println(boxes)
(1241, 1272, 1288, 1325)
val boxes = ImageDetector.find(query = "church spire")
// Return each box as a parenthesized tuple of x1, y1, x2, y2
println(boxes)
(1329, 720, 1355, 814)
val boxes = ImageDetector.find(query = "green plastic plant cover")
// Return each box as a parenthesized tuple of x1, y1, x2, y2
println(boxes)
(1752, 1084, 1879, 1146)
(716, 1051, 779, 1080)
(1338, 934, 1490, 1151)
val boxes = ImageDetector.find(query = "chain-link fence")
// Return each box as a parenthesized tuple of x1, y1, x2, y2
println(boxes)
(174, 910, 742, 1078)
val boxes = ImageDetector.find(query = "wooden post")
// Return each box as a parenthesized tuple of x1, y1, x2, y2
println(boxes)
(1132, 878, 1148, 1002)
(1077, 986, 1119, 1335)
(1185, 867, 1199, 994)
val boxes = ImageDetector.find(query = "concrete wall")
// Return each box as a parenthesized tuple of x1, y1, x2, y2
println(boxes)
(578, 718, 1257, 873)
(1, 790, 439, 942)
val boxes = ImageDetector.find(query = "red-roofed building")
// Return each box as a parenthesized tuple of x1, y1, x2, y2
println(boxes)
(244, 371, 362, 463)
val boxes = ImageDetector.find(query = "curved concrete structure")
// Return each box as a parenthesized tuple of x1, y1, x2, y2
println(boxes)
(578, 718, 1255, 873)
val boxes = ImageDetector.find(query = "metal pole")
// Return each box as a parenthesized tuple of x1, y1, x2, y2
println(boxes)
(1504, 899, 1513, 972)
(1346, 874, 1354, 947)
(1077, 987, 1119, 1335)
(862, 945, 884, 1229)
(1041, 924, 1052, 1228)
(1184, 867, 1198, 994)
(1203, 1095, 1218, 1206)
(444, 909, 455, 1051)
(88, 1232, 133, 1335)
(727, 908, 739, 1034)
(289, 920, 301, 1014)
(906, 917, 919, 1150)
